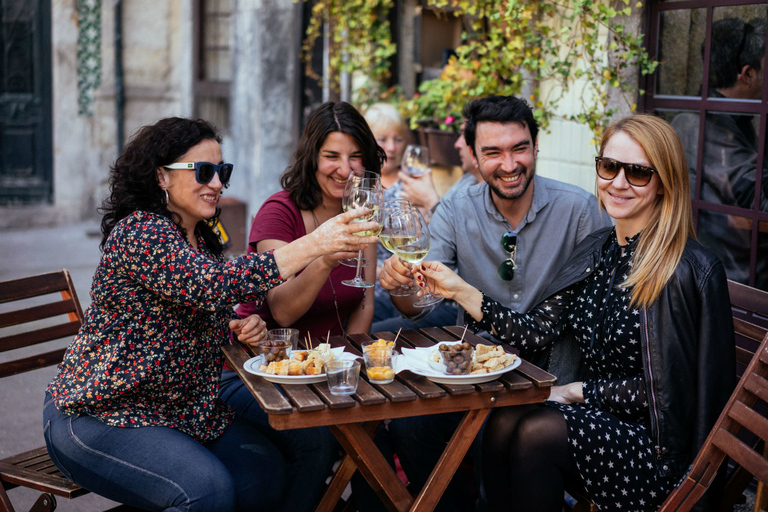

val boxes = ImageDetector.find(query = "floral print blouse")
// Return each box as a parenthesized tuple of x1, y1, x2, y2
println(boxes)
(47, 211, 284, 441)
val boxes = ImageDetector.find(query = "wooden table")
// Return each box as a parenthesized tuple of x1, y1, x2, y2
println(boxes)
(222, 326, 556, 512)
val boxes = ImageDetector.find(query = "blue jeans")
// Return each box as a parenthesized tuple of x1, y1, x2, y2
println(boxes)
(371, 300, 460, 333)
(218, 369, 339, 512)
(43, 393, 283, 512)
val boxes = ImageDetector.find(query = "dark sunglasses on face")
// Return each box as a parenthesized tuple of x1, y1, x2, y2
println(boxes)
(163, 162, 233, 187)
(498, 231, 518, 281)
(595, 156, 657, 187)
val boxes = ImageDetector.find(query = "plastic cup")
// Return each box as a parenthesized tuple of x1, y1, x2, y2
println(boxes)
(258, 339, 291, 363)
(362, 340, 396, 384)
(326, 360, 361, 396)
(438, 342, 474, 375)
(268, 328, 299, 350)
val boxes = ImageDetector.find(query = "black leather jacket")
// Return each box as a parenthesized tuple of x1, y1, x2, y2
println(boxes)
(538, 227, 734, 480)
(474, 227, 735, 510)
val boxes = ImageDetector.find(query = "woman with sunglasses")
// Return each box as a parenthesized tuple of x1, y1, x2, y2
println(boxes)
(43, 117, 378, 512)
(414, 115, 734, 511)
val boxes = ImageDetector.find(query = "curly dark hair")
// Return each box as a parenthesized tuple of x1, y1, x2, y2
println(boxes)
(462, 95, 539, 155)
(99, 117, 225, 253)
(281, 102, 385, 210)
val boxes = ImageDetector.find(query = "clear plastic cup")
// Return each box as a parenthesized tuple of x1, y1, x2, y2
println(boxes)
(268, 328, 299, 350)
(258, 339, 292, 363)
(362, 340, 396, 384)
(438, 342, 474, 375)
(326, 360, 361, 396)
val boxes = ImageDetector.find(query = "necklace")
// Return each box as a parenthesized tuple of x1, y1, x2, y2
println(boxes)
(311, 208, 345, 337)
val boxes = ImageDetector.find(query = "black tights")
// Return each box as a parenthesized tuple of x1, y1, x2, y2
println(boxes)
(482, 405, 582, 512)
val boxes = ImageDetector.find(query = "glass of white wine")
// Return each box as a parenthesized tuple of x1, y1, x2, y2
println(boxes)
(389, 208, 444, 307)
(380, 200, 419, 297)
(342, 176, 383, 288)
(339, 170, 381, 268)
(400, 145, 430, 177)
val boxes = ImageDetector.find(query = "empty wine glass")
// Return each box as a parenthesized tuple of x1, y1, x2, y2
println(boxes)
(400, 145, 430, 177)
(342, 173, 383, 288)
(340, 170, 382, 268)
(388, 208, 443, 307)
(380, 200, 419, 297)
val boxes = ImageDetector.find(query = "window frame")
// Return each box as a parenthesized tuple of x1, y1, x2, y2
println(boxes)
(641, 0, 768, 288)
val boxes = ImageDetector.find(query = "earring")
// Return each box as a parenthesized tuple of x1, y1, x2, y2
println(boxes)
(164, 189, 169, 205)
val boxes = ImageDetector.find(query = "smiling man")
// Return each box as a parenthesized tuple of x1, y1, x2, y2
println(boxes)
(369, 95, 610, 512)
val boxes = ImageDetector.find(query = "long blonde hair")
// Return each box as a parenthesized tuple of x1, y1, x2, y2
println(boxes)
(598, 115, 695, 308)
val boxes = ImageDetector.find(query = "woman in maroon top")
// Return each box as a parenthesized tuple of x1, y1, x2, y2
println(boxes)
(234, 101, 384, 339)
(43, 117, 377, 512)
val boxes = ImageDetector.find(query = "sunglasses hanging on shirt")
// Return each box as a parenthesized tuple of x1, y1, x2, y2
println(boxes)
(498, 231, 518, 281)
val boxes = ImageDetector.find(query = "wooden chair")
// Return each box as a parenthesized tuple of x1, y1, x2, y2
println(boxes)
(0, 270, 89, 512)
(658, 280, 768, 512)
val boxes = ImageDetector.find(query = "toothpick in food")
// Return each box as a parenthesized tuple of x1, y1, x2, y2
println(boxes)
(460, 324, 469, 343)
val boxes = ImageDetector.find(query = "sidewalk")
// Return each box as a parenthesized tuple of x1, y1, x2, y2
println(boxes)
(0, 221, 121, 511)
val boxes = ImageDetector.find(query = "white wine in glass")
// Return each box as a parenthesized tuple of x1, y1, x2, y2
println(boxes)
(379, 199, 419, 297)
(389, 208, 444, 307)
(400, 145, 430, 177)
(342, 177, 382, 288)
(339, 170, 382, 268)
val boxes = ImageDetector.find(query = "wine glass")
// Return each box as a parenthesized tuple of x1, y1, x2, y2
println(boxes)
(389, 208, 444, 307)
(380, 200, 420, 297)
(340, 171, 381, 268)
(342, 175, 383, 288)
(400, 145, 430, 177)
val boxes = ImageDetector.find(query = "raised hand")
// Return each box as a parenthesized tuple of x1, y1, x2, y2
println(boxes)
(413, 260, 468, 300)
(310, 207, 379, 255)
(397, 169, 440, 211)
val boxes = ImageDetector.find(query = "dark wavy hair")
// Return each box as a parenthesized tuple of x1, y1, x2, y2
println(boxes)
(281, 102, 385, 210)
(99, 117, 224, 254)
(462, 95, 539, 155)
(708, 17, 765, 90)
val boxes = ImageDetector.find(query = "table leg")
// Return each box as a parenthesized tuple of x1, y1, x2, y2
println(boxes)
(410, 408, 490, 512)
(316, 421, 382, 512)
(330, 422, 414, 512)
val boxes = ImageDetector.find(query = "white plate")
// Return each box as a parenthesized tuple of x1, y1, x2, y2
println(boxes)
(243, 347, 357, 384)
(400, 342, 521, 385)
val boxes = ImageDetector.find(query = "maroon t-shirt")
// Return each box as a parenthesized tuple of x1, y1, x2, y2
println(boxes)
(235, 190, 365, 339)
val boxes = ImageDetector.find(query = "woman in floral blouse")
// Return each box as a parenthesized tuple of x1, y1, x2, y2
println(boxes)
(43, 117, 378, 512)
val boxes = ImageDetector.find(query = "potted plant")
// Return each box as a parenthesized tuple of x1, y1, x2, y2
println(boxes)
(398, 0, 657, 144)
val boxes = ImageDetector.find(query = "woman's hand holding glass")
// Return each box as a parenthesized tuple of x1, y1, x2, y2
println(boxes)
(415, 260, 484, 320)
(307, 207, 379, 255)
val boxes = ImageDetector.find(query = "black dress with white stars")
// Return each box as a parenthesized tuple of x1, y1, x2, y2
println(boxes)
(469, 230, 677, 511)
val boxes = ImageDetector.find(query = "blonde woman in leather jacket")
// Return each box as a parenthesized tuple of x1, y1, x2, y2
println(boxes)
(415, 114, 734, 512)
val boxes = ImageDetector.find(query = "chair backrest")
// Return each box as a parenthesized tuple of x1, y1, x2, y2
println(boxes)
(729, 280, 768, 379)
(658, 329, 768, 511)
(0, 270, 84, 378)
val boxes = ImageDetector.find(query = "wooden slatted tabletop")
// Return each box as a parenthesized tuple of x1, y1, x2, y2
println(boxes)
(221, 326, 556, 512)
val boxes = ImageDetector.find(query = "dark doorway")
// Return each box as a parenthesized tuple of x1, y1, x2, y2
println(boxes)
(0, 0, 52, 205)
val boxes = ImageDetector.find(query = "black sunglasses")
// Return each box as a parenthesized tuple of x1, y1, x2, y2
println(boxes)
(498, 231, 517, 281)
(595, 156, 656, 187)
(164, 162, 233, 187)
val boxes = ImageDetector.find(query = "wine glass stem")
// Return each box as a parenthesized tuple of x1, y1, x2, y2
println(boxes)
(355, 250, 364, 280)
